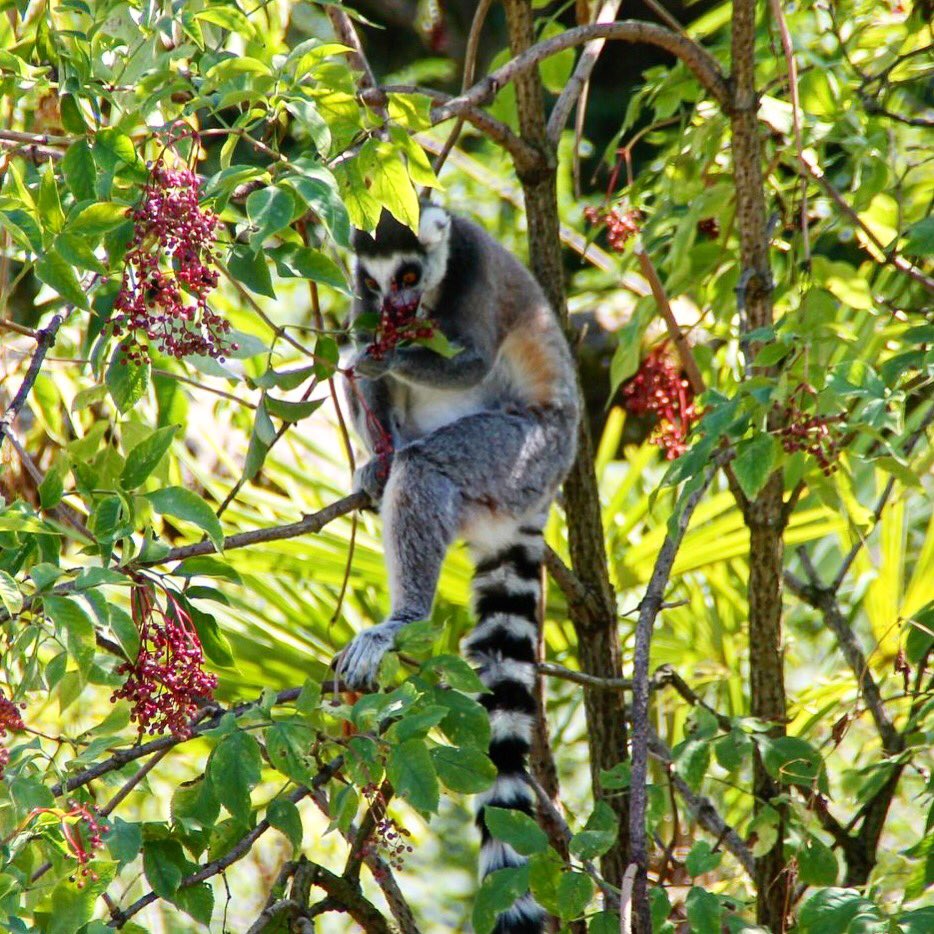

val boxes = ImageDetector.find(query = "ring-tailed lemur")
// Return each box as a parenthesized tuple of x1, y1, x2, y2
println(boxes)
(336, 205, 579, 933)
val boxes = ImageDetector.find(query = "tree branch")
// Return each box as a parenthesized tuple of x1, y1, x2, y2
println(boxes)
(431, 20, 730, 131)
(629, 459, 722, 931)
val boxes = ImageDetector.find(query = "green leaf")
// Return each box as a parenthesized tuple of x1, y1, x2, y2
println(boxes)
(422, 653, 488, 692)
(62, 139, 96, 201)
(568, 802, 617, 861)
(121, 425, 179, 489)
(94, 127, 145, 177)
(267, 797, 303, 852)
(46, 862, 116, 934)
(674, 737, 711, 792)
(0, 569, 23, 616)
(268, 244, 349, 292)
(171, 883, 214, 926)
(54, 230, 106, 274)
(186, 603, 235, 667)
(38, 159, 65, 233)
(732, 433, 778, 500)
(435, 688, 490, 750)
(386, 738, 440, 814)
(685, 840, 722, 877)
(685, 886, 721, 934)
(143, 839, 187, 898)
(208, 730, 262, 824)
(106, 344, 150, 412)
(599, 761, 631, 789)
(264, 395, 325, 422)
(472, 866, 530, 934)
(556, 871, 593, 920)
(589, 911, 620, 933)
(35, 251, 88, 308)
(105, 818, 142, 869)
(431, 744, 496, 793)
(69, 201, 129, 239)
(797, 833, 838, 886)
(246, 186, 295, 245)
(608, 309, 649, 396)
(195, 5, 256, 38)
(147, 486, 224, 552)
(172, 776, 220, 831)
(227, 244, 275, 299)
(796, 888, 885, 934)
(266, 721, 315, 784)
(904, 216, 934, 256)
(44, 594, 96, 677)
(758, 735, 827, 793)
(484, 806, 547, 856)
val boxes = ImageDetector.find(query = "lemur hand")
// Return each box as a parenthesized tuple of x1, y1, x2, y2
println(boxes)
(353, 455, 392, 507)
(354, 349, 394, 379)
(333, 620, 404, 690)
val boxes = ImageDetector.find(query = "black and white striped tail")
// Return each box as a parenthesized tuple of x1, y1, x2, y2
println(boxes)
(463, 526, 546, 934)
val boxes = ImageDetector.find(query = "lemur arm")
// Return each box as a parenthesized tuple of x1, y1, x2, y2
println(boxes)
(385, 343, 492, 389)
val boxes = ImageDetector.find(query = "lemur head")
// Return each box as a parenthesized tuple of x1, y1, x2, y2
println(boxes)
(351, 205, 451, 313)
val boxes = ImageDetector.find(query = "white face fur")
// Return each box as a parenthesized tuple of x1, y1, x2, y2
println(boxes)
(356, 206, 452, 302)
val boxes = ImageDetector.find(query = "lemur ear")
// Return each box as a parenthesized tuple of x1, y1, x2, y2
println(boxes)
(418, 206, 451, 249)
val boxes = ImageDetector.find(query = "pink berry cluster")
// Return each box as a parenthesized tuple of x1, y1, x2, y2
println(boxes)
(622, 345, 699, 460)
(584, 205, 643, 252)
(112, 160, 234, 362)
(355, 783, 414, 878)
(0, 692, 25, 779)
(775, 388, 846, 475)
(367, 293, 436, 361)
(111, 585, 217, 737)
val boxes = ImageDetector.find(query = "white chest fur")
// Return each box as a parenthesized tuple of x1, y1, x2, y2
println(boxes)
(393, 381, 487, 439)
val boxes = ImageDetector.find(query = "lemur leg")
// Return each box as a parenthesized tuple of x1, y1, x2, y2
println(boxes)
(335, 407, 574, 689)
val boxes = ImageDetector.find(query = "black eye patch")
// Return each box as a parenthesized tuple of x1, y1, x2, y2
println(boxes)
(395, 262, 422, 288)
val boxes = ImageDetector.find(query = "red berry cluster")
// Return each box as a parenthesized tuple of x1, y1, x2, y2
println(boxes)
(367, 293, 435, 361)
(112, 160, 234, 363)
(622, 345, 699, 460)
(0, 692, 25, 780)
(355, 783, 414, 878)
(584, 206, 643, 252)
(775, 392, 846, 475)
(62, 800, 109, 887)
(111, 586, 217, 737)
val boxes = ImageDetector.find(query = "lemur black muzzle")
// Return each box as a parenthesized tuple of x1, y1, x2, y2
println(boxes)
(384, 287, 422, 317)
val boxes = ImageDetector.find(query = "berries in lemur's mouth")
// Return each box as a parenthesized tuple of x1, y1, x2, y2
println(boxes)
(111, 157, 235, 364)
(622, 345, 700, 459)
(366, 292, 436, 360)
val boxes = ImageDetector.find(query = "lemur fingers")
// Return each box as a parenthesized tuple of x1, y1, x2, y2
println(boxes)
(332, 620, 404, 690)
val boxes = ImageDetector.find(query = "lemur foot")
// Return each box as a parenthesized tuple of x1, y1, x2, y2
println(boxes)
(333, 620, 405, 690)
(353, 456, 393, 508)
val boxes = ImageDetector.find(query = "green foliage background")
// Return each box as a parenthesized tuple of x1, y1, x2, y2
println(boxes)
(0, 0, 932, 931)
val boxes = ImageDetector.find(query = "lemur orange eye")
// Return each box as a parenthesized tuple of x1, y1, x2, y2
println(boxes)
(363, 276, 379, 291)
(402, 270, 420, 286)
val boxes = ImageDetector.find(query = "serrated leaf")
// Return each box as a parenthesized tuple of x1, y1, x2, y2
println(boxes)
(472, 866, 530, 934)
(209, 730, 262, 825)
(674, 737, 711, 792)
(685, 886, 721, 934)
(121, 425, 178, 489)
(106, 344, 150, 412)
(797, 834, 838, 886)
(387, 738, 440, 814)
(435, 688, 490, 750)
(431, 744, 496, 793)
(147, 486, 224, 552)
(246, 186, 295, 245)
(796, 888, 884, 934)
(732, 432, 778, 500)
(62, 139, 96, 201)
(556, 871, 593, 920)
(685, 840, 722, 876)
(104, 817, 142, 869)
(171, 883, 214, 926)
(266, 722, 315, 784)
(758, 735, 827, 792)
(267, 797, 303, 851)
(484, 806, 547, 856)
(143, 840, 187, 898)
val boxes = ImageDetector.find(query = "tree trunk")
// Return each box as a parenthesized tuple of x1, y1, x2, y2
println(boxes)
(501, 0, 630, 890)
